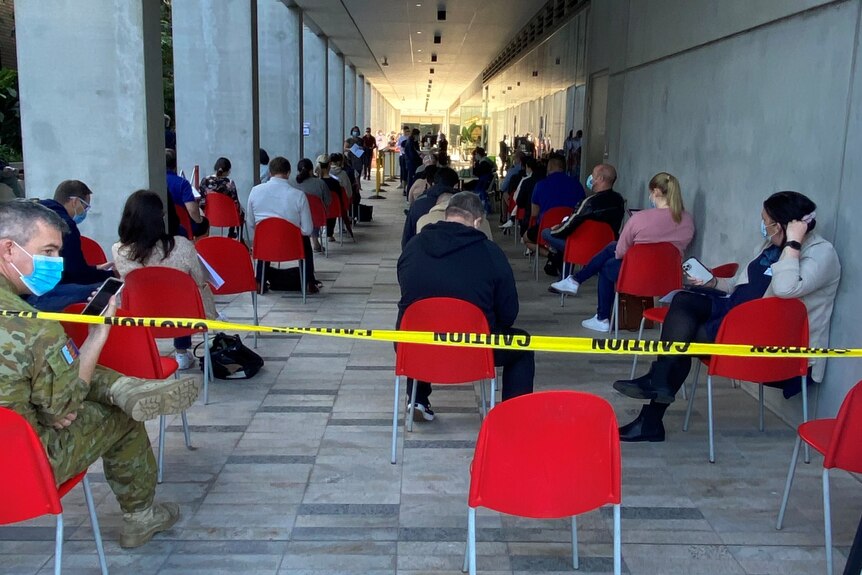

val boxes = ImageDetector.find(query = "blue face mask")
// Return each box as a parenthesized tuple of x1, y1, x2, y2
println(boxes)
(649, 196, 656, 208)
(11, 242, 64, 296)
(585, 175, 594, 191)
(71, 197, 89, 225)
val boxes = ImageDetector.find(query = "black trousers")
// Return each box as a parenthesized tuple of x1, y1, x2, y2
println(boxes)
(255, 236, 316, 286)
(405, 327, 535, 406)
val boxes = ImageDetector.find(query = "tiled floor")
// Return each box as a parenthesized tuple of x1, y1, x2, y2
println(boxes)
(2, 182, 859, 574)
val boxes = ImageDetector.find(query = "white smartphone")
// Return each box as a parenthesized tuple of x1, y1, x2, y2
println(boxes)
(81, 278, 124, 316)
(682, 257, 714, 283)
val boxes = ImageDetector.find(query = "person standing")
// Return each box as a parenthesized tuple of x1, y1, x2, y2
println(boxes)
(499, 135, 511, 172)
(397, 125, 411, 191)
(361, 128, 377, 181)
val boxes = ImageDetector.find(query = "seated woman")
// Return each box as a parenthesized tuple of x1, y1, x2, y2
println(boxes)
(112, 190, 217, 370)
(407, 165, 438, 206)
(293, 158, 332, 253)
(552, 172, 695, 333)
(613, 191, 841, 442)
(199, 157, 245, 238)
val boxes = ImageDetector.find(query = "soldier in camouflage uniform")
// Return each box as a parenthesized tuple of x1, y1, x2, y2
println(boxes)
(0, 200, 200, 548)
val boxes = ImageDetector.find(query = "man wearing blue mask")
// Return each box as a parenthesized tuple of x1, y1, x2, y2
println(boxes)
(32, 180, 114, 311)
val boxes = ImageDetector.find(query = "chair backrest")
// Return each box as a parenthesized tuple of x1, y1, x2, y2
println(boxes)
(396, 297, 496, 384)
(204, 192, 241, 228)
(616, 242, 682, 297)
(824, 380, 862, 472)
(711, 262, 739, 279)
(61, 302, 89, 347)
(174, 202, 194, 240)
(252, 217, 305, 263)
(80, 236, 107, 266)
(122, 267, 207, 339)
(709, 298, 809, 382)
(307, 195, 328, 228)
(326, 192, 342, 219)
(0, 407, 63, 524)
(537, 206, 574, 248)
(195, 237, 257, 296)
(468, 390, 621, 517)
(563, 221, 616, 266)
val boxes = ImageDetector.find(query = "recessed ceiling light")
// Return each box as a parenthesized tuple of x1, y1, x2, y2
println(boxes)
(416, 2, 422, 5)
(417, 31, 422, 34)
(417, 49, 422, 52)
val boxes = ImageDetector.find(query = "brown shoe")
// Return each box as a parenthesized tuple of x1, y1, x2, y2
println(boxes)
(120, 502, 180, 548)
(109, 376, 201, 422)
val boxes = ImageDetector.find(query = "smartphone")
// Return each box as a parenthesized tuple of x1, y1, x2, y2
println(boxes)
(81, 278, 124, 316)
(682, 257, 714, 283)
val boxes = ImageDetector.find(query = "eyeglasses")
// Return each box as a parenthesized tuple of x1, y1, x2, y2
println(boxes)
(764, 220, 780, 229)
(72, 197, 90, 212)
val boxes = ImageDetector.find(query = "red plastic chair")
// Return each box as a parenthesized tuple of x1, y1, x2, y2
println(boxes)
(204, 192, 241, 233)
(391, 297, 497, 464)
(559, 220, 616, 307)
(306, 195, 329, 258)
(464, 391, 622, 575)
(613, 242, 682, 339)
(533, 206, 574, 280)
(252, 217, 307, 303)
(122, 267, 214, 403)
(325, 192, 344, 246)
(80, 235, 107, 266)
(777, 380, 862, 575)
(196, 236, 260, 347)
(513, 207, 526, 246)
(681, 298, 810, 463)
(0, 407, 109, 574)
(174, 202, 194, 240)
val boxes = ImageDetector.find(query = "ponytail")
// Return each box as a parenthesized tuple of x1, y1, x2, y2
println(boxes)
(296, 158, 314, 184)
(648, 172, 684, 223)
(213, 157, 232, 178)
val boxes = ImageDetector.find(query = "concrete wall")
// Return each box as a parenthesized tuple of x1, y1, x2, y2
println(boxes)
(344, 65, 356, 146)
(16, 0, 165, 250)
(590, 0, 862, 418)
(301, 25, 326, 161)
(327, 49, 344, 155)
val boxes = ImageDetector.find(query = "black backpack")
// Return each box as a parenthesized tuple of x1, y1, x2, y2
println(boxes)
(196, 333, 264, 379)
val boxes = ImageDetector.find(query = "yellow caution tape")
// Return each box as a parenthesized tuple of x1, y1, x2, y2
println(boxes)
(1, 309, 859, 359)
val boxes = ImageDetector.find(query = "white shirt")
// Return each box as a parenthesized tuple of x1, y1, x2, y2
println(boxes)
(246, 176, 313, 236)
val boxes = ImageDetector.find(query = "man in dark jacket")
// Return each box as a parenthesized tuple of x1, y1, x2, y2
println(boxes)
(397, 192, 534, 420)
(401, 167, 460, 248)
(30, 180, 114, 311)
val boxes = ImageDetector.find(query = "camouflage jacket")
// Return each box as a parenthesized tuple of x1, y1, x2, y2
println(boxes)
(0, 276, 87, 440)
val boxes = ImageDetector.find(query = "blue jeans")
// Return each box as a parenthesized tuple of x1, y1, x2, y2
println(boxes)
(572, 242, 622, 321)
(26, 282, 103, 312)
(540, 228, 566, 254)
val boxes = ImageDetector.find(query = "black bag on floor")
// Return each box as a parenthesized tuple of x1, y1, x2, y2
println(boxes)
(266, 266, 303, 291)
(358, 204, 373, 222)
(196, 333, 264, 380)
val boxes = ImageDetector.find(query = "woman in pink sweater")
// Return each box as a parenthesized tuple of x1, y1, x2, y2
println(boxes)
(550, 172, 695, 332)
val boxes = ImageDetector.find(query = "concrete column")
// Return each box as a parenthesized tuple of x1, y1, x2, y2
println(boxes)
(355, 74, 366, 130)
(16, 0, 165, 249)
(302, 25, 326, 159)
(258, 1, 301, 165)
(363, 79, 372, 131)
(173, 0, 259, 205)
(344, 64, 356, 133)
(327, 49, 345, 154)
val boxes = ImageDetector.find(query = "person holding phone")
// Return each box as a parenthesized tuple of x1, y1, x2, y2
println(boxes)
(613, 191, 841, 442)
(0, 200, 199, 548)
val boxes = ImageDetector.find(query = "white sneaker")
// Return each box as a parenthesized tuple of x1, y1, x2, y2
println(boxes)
(499, 219, 514, 229)
(174, 350, 195, 370)
(407, 402, 435, 422)
(581, 314, 610, 333)
(550, 276, 579, 295)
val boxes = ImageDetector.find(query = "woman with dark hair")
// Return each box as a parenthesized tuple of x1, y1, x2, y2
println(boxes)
(259, 148, 271, 183)
(112, 190, 217, 370)
(293, 158, 331, 253)
(613, 191, 841, 442)
(199, 157, 245, 238)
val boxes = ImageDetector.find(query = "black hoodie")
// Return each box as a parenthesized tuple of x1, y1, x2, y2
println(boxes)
(397, 220, 519, 330)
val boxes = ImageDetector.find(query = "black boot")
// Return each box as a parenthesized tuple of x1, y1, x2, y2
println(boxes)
(613, 360, 676, 404)
(619, 403, 666, 442)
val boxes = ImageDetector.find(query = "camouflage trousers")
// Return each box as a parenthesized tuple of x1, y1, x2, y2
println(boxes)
(44, 366, 157, 513)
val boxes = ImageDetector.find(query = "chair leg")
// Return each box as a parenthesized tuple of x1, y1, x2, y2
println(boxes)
(560, 262, 567, 307)
(462, 531, 469, 573)
(613, 504, 622, 575)
(489, 378, 497, 409)
(157, 415, 166, 483)
(468, 507, 477, 575)
(82, 476, 108, 575)
(252, 290, 259, 349)
(407, 380, 418, 433)
(203, 331, 211, 405)
(479, 379, 487, 419)
(683, 361, 702, 432)
(571, 515, 579, 570)
(181, 411, 193, 449)
(759, 385, 765, 432)
(301, 260, 306, 304)
(707, 374, 716, 463)
(802, 376, 810, 464)
(776, 435, 802, 530)
(259, 261, 266, 295)
(613, 293, 619, 340)
(822, 468, 833, 575)
(630, 317, 646, 379)
(391, 376, 400, 464)
(54, 513, 64, 575)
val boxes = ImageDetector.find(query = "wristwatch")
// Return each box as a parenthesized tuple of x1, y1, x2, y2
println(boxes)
(785, 240, 802, 251)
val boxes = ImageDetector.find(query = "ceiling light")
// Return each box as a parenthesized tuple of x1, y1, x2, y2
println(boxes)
(433, 33, 441, 44)
(429, 68, 435, 74)
(431, 53, 438, 62)
(437, 8, 447, 20)
(416, 2, 422, 5)
(417, 31, 422, 34)
(417, 49, 422, 52)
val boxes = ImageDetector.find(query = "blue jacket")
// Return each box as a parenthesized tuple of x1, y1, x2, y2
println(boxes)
(39, 199, 112, 286)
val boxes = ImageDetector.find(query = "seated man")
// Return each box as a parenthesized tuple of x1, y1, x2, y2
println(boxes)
(166, 148, 209, 238)
(29, 180, 115, 311)
(397, 192, 534, 420)
(401, 166, 460, 249)
(523, 154, 584, 254)
(0, 200, 199, 548)
(416, 191, 493, 239)
(247, 157, 320, 293)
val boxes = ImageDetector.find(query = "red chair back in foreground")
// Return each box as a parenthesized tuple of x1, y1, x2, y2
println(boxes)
(391, 297, 496, 464)
(0, 407, 109, 574)
(251, 217, 307, 303)
(777, 379, 862, 575)
(465, 390, 622, 574)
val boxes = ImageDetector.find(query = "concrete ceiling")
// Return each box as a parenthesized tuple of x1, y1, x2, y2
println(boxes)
(290, 0, 546, 116)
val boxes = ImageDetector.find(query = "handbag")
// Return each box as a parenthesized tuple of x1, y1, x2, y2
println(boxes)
(195, 333, 264, 379)
(617, 294, 655, 332)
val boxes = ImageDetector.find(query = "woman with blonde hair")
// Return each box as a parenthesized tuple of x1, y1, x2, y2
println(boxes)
(550, 171, 695, 332)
